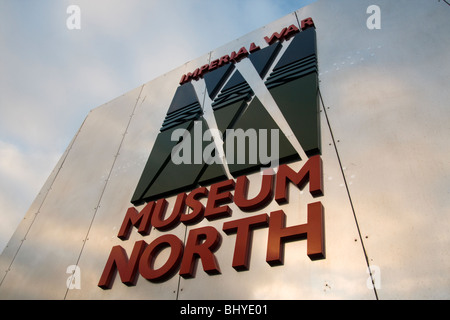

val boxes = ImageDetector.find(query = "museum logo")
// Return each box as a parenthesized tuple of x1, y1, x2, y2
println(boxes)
(98, 18, 325, 289)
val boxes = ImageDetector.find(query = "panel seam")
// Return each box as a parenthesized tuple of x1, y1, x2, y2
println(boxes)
(63, 84, 145, 299)
(0, 117, 86, 289)
(318, 88, 379, 300)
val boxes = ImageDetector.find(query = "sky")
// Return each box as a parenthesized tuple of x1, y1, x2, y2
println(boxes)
(0, 0, 317, 253)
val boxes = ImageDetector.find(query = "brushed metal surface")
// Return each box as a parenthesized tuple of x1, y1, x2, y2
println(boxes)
(303, 0, 450, 299)
(65, 57, 209, 300)
(0, 134, 77, 288)
(0, 87, 142, 299)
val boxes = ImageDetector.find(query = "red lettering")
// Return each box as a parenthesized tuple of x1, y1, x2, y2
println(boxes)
(275, 155, 323, 204)
(117, 202, 154, 240)
(264, 27, 287, 45)
(223, 214, 269, 271)
(264, 24, 300, 45)
(218, 54, 230, 66)
(179, 70, 197, 85)
(98, 240, 147, 289)
(284, 24, 299, 39)
(192, 68, 201, 79)
(301, 17, 315, 30)
(249, 42, 260, 53)
(209, 59, 219, 71)
(179, 226, 222, 278)
(179, 74, 188, 85)
(234, 174, 273, 211)
(139, 234, 184, 282)
(151, 193, 186, 231)
(237, 46, 249, 58)
(100, 157, 325, 288)
(180, 21, 315, 84)
(181, 186, 208, 225)
(205, 179, 235, 220)
(230, 46, 249, 62)
(199, 63, 210, 76)
(266, 202, 324, 266)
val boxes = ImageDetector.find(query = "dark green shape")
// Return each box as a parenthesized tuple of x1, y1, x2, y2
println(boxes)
(195, 94, 251, 186)
(197, 161, 228, 186)
(204, 63, 234, 99)
(271, 28, 316, 72)
(224, 97, 300, 177)
(131, 121, 192, 205)
(265, 55, 317, 89)
(166, 82, 200, 115)
(265, 29, 317, 89)
(161, 82, 202, 132)
(141, 118, 228, 201)
(211, 70, 253, 111)
(132, 28, 320, 205)
(268, 72, 321, 156)
(141, 119, 205, 201)
(248, 42, 282, 79)
(221, 70, 246, 92)
(213, 100, 247, 134)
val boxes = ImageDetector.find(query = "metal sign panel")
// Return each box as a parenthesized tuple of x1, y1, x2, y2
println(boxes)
(1, 0, 449, 300)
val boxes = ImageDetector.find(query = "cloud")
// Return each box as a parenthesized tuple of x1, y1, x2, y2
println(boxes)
(0, 140, 60, 252)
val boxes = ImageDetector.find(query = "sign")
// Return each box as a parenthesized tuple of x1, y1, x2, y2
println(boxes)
(98, 18, 324, 289)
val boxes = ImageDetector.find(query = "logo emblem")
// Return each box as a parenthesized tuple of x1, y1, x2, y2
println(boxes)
(131, 26, 320, 206)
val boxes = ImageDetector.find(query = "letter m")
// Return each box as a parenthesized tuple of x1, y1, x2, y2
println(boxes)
(275, 155, 323, 204)
(117, 202, 154, 240)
